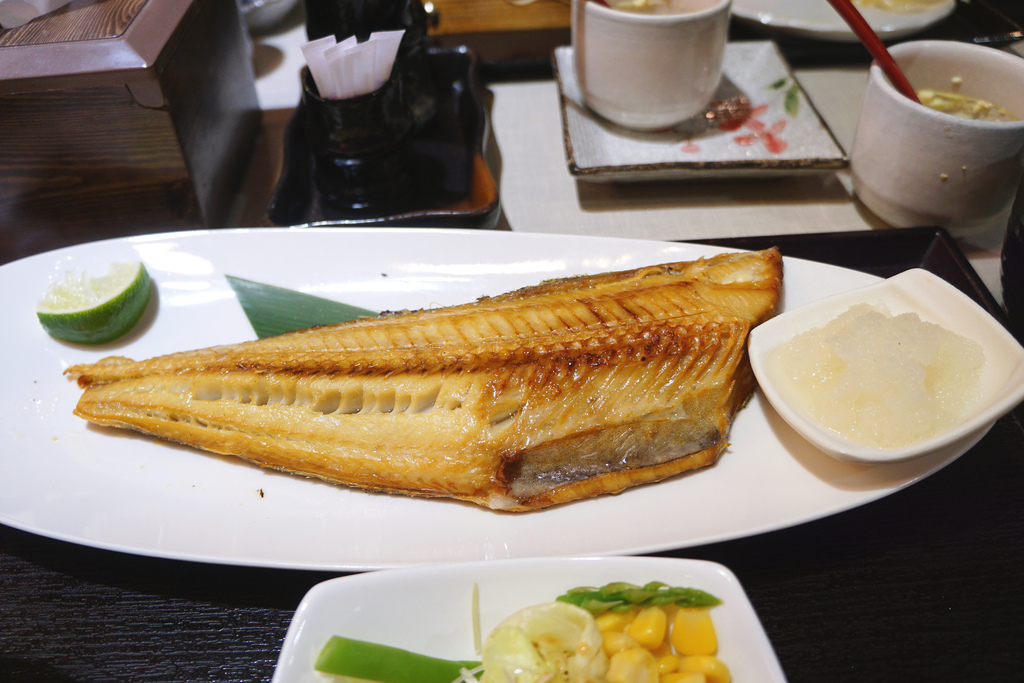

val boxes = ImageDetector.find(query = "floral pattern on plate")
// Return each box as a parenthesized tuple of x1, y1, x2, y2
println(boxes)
(553, 41, 848, 182)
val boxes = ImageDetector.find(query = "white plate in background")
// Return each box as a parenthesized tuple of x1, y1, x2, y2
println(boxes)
(732, 0, 956, 42)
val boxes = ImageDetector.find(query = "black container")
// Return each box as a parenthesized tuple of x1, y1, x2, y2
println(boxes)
(302, 0, 437, 130)
(302, 66, 414, 211)
(1002, 214, 1024, 341)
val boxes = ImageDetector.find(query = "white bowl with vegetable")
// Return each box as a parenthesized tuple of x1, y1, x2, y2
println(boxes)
(749, 268, 1024, 465)
(272, 556, 787, 683)
(850, 40, 1024, 236)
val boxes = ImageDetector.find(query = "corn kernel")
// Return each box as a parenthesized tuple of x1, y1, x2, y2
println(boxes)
(670, 608, 717, 656)
(604, 630, 641, 657)
(677, 655, 731, 683)
(608, 647, 659, 683)
(625, 606, 668, 650)
(650, 639, 674, 658)
(656, 653, 681, 674)
(597, 610, 638, 634)
(661, 673, 706, 683)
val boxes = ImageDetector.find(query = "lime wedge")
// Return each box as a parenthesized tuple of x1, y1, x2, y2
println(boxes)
(37, 262, 153, 345)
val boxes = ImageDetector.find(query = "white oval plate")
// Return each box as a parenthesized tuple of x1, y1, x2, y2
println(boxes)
(732, 0, 956, 42)
(0, 228, 976, 570)
(271, 556, 787, 683)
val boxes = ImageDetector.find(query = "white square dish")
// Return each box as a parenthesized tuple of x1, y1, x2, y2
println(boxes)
(272, 556, 788, 683)
(749, 268, 1024, 464)
(553, 41, 847, 181)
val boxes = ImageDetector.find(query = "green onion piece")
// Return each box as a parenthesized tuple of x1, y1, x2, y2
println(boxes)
(556, 581, 721, 615)
(314, 635, 481, 683)
(226, 275, 377, 339)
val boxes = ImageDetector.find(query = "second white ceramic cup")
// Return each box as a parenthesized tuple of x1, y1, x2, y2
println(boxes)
(571, 0, 731, 132)
(851, 41, 1024, 236)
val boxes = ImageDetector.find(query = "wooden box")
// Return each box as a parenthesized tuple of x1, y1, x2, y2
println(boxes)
(427, 0, 569, 35)
(0, 0, 261, 246)
(426, 0, 570, 63)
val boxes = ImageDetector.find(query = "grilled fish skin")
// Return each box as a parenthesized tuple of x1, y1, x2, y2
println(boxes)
(67, 248, 783, 511)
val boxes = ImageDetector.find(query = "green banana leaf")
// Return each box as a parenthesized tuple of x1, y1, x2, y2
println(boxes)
(227, 275, 377, 339)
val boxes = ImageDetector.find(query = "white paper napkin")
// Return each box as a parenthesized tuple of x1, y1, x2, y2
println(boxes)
(302, 30, 405, 99)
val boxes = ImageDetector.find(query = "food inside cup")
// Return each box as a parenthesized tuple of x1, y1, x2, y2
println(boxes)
(917, 88, 1018, 122)
(606, 0, 721, 14)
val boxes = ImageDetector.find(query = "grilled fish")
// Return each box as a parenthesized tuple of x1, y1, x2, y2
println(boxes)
(67, 248, 783, 511)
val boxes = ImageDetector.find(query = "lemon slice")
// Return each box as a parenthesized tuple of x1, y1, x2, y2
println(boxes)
(37, 262, 153, 345)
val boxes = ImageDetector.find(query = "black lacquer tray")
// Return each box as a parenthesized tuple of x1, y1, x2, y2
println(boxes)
(265, 47, 500, 230)
(697, 227, 1003, 317)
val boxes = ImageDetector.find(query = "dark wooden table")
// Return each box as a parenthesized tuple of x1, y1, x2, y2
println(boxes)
(2, 224, 1022, 682)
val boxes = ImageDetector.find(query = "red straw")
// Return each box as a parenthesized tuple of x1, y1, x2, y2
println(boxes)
(825, 0, 921, 103)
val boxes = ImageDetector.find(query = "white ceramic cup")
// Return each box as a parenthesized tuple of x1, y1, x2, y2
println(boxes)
(850, 41, 1024, 236)
(571, 0, 731, 132)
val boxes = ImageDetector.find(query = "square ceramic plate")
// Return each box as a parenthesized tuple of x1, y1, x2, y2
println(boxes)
(272, 556, 788, 683)
(553, 41, 848, 182)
